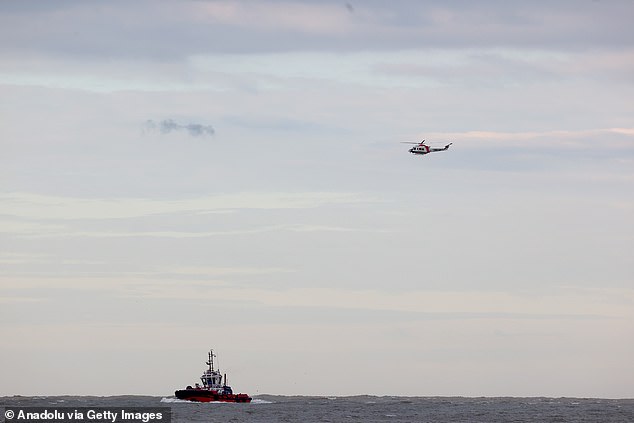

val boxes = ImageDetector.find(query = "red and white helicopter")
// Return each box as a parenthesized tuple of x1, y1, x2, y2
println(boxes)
(403, 140, 452, 155)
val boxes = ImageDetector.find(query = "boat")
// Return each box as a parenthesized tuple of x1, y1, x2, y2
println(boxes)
(174, 349, 252, 403)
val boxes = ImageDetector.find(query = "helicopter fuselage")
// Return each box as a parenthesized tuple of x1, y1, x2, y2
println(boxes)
(409, 145, 431, 154)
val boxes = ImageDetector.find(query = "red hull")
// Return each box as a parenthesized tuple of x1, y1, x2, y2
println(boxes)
(175, 389, 252, 403)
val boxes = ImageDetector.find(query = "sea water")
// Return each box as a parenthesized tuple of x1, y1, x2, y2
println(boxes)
(2, 395, 633, 422)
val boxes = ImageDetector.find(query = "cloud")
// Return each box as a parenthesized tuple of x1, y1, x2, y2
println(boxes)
(145, 119, 215, 137)
(0, 192, 379, 221)
(2, 1, 633, 61)
(422, 127, 634, 150)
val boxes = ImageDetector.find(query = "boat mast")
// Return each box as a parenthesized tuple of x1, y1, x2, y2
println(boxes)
(207, 349, 215, 372)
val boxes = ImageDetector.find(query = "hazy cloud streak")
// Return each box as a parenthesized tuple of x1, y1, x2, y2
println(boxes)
(0, 192, 380, 220)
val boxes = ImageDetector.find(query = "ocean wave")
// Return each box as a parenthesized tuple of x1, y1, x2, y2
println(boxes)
(160, 397, 273, 405)
(160, 397, 191, 403)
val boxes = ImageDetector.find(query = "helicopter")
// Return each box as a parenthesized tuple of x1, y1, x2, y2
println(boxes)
(403, 140, 452, 155)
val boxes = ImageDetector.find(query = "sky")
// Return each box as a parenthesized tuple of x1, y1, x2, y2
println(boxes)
(1, 0, 633, 398)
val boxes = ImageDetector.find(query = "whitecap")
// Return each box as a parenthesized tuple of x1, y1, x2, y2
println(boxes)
(160, 397, 191, 403)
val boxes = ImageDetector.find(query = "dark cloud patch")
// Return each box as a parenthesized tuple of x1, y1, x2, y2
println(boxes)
(145, 119, 215, 137)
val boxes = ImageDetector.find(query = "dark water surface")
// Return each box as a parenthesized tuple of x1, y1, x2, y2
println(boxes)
(2, 395, 633, 423)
